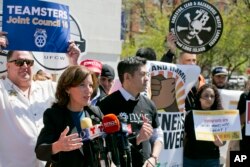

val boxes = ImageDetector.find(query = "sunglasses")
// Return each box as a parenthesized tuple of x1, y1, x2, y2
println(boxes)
(8, 59, 34, 67)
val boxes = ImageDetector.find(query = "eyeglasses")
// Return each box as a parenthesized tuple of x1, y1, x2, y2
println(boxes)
(8, 59, 34, 67)
(201, 94, 215, 100)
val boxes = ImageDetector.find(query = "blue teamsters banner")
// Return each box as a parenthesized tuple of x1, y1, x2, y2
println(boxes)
(2, 0, 70, 53)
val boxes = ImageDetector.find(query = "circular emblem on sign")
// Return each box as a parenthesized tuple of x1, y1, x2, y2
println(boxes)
(35, 35, 46, 48)
(34, 29, 47, 48)
(169, 0, 223, 53)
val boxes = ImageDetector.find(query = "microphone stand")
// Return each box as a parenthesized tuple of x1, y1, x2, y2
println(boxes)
(119, 132, 132, 167)
(99, 136, 110, 167)
(109, 134, 121, 167)
(118, 117, 132, 167)
(86, 141, 96, 167)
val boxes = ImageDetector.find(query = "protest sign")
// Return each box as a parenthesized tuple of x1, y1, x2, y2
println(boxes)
(217, 89, 243, 165)
(219, 89, 243, 110)
(147, 61, 200, 167)
(158, 112, 185, 167)
(2, 0, 70, 53)
(169, 0, 223, 53)
(193, 110, 242, 141)
(148, 61, 201, 112)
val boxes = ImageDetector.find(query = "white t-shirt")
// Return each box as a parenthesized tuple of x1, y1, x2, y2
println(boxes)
(0, 78, 56, 167)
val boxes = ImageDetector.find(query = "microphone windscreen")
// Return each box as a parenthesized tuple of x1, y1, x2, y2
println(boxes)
(102, 114, 120, 134)
(80, 117, 93, 129)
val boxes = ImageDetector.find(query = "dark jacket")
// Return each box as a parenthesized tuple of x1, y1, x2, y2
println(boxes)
(35, 104, 103, 167)
(96, 85, 108, 106)
(237, 91, 250, 151)
(184, 111, 220, 159)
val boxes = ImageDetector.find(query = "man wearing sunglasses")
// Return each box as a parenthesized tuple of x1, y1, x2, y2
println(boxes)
(0, 32, 81, 167)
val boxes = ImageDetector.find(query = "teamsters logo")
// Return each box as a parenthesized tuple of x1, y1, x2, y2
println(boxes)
(169, 0, 223, 53)
(34, 28, 47, 48)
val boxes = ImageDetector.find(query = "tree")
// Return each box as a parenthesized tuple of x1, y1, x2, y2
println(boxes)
(199, 1, 250, 77)
(122, 0, 250, 76)
(122, 0, 171, 58)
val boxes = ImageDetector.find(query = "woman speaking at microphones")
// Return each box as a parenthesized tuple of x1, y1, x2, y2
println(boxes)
(35, 65, 105, 167)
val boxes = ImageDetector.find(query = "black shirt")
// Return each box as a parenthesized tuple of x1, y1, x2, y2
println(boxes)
(98, 90, 160, 167)
(237, 91, 250, 151)
(184, 111, 220, 159)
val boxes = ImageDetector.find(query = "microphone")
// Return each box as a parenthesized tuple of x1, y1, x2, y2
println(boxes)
(118, 116, 133, 167)
(119, 116, 132, 135)
(80, 117, 92, 141)
(102, 114, 120, 133)
(80, 117, 107, 167)
(80, 117, 104, 141)
(80, 117, 93, 129)
(119, 118, 155, 167)
(80, 117, 96, 166)
(90, 116, 109, 167)
(102, 114, 121, 167)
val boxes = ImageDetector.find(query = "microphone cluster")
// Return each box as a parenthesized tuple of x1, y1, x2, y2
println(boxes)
(80, 117, 104, 141)
(80, 114, 133, 167)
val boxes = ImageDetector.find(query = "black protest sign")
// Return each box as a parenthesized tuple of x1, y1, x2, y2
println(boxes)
(169, 0, 223, 53)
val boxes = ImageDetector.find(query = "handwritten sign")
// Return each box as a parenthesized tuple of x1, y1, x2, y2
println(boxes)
(193, 110, 242, 141)
(2, 0, 70, 53)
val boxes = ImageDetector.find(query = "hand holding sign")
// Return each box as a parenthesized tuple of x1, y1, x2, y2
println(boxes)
(166, 32, 177, 53)
(67, 41, 81, 65)
(213, 134, 225, 147)
(0, 32, 8, 50)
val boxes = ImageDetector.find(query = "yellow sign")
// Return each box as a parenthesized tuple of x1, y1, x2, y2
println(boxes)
(193, 110, 242, 141)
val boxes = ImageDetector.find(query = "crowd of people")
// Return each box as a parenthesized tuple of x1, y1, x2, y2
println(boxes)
(0, 28, 249, 167)
(0, 37, 80, 167)
(0, 31, 163, 167)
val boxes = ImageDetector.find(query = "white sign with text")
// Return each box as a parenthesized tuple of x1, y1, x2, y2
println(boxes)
(193, 110, 242, 141)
